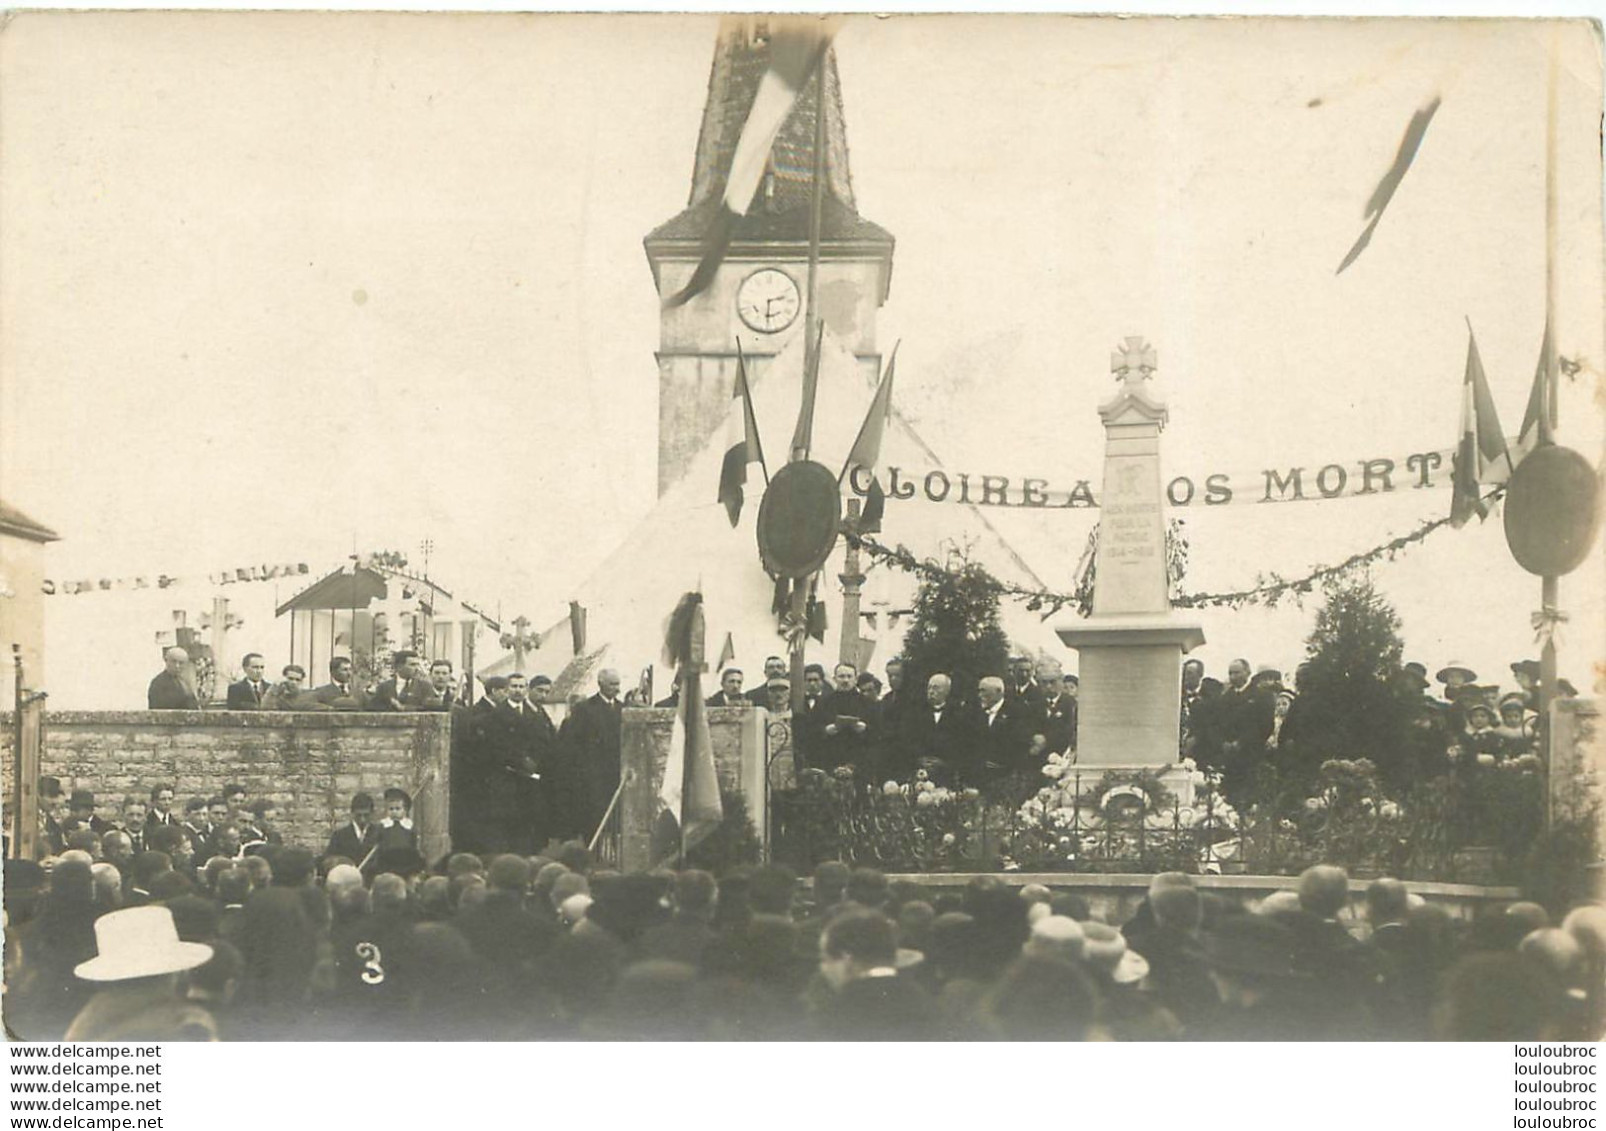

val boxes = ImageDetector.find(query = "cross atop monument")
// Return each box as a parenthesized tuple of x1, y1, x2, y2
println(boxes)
(1111, 336, 1157, 384)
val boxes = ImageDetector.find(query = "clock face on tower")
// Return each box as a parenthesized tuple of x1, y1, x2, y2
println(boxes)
(736, 268, 801, 334)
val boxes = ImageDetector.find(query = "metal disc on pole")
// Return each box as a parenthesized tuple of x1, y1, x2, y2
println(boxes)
(1503, 445, 1601, 577)
(757, 460, 842, 579)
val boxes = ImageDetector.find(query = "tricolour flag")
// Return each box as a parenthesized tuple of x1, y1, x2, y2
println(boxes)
(652, 594, 724, 864)
(1512, 322, 1558, 466)
(842, 343, 899, 532)
(717, 345, 766, 527)
(1449, 325, 1514, 527)
(665, 20, 835, 309)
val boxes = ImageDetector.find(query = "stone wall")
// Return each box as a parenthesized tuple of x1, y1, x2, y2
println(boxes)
(619, 706, 768, 870)
(0, 710, 451, 862)
(886, 872, 1522, 926)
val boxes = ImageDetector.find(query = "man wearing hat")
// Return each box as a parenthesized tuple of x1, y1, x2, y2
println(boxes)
(38, 776, 66, 857)
(63, 906, 217, 1040)
(1435, 661, 1477, 734)
(68, 789, 109, 836)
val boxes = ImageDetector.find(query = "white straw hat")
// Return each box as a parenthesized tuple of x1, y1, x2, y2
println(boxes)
(74, 906, 213, 982)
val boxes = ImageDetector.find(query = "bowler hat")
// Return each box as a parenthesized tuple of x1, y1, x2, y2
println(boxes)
(70, 789, 95, 809)
(74, 906, 213, 982)
(1402, 662, 1430, 689)
(38, 776, 63, 799)
(1510, 660, 1542, 679)
(1436, 662, 1477, 684)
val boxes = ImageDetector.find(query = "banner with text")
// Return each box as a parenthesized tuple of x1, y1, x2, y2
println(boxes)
(848, 446, 1461, 511)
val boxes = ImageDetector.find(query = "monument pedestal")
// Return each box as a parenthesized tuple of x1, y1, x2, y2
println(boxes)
(1058, 617, 1205, 806)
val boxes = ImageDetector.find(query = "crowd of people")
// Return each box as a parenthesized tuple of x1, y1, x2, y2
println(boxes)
(6, 837, 1602, 1041)
(131, 643, 1584, 851)
(1180, 656, 1570, 803)
(8, 645, 1590, 1042)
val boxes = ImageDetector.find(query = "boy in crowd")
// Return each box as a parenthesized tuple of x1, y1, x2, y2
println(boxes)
(325, 793, 379, 867)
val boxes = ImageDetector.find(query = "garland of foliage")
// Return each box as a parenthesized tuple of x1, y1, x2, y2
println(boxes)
(845, 485, 1504, 616)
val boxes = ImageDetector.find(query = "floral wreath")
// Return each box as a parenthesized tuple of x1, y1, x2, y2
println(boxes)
(1083, 769, 1178, 816)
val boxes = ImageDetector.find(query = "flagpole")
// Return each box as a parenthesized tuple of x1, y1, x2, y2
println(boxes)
(790, 47, 829, 714)
(793, 46, 829, 465)
(1538, 28, 1561, 810)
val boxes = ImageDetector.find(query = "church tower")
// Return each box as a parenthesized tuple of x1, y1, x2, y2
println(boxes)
(644, 18, 895, 496)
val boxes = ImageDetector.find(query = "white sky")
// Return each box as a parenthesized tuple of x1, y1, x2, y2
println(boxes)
(2, 12, 1602, 693)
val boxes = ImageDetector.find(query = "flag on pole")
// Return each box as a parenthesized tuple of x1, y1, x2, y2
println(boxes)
(1449, 325, 1514, 527)
(789, 319, 826, 460)
(841, 343, 899, 532)
(717, 346, 767, 526)
(664, 20, 836, 309)
(1513, 322, 1559, 466)
(651, 593, 724, 864)
(1337, 95, 1442, 274)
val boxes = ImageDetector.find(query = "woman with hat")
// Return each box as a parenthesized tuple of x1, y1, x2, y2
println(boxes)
(1435, 662, 1477, 734)
(63, 906, 217, 1040)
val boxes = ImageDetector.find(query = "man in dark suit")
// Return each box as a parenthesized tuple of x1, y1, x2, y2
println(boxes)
(225, 653, 270, 709)
(813, 908, 938, 1040)
(975, 676, 1042, 784)
(871, 659, 913, 776)
(146, 783, 178, 829)
(324, 794, 379, 865)
(503, 673, 559, 851)
(428, 659, 459, 711)
(1006, 655, 1048, 714)
(117, 796, 150, 854)
(369, 650, 443, 711)
(147, 647, 199, 710)
(1040, 673, 1078, 757)
(310, 656, 366, 710)
(454, 675, 514, 854)
(706, 668, 748, 708)
(745, 656, 788, 706)
(899, 673, 977, 784)
(180, 798, 213, 861)
(38, 776, 66, 856)
(802, 662, 877, 779)
(564, 669, 624, 841)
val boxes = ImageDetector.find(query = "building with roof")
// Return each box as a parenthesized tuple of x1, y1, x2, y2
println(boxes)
(275, 558, 500, 692)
